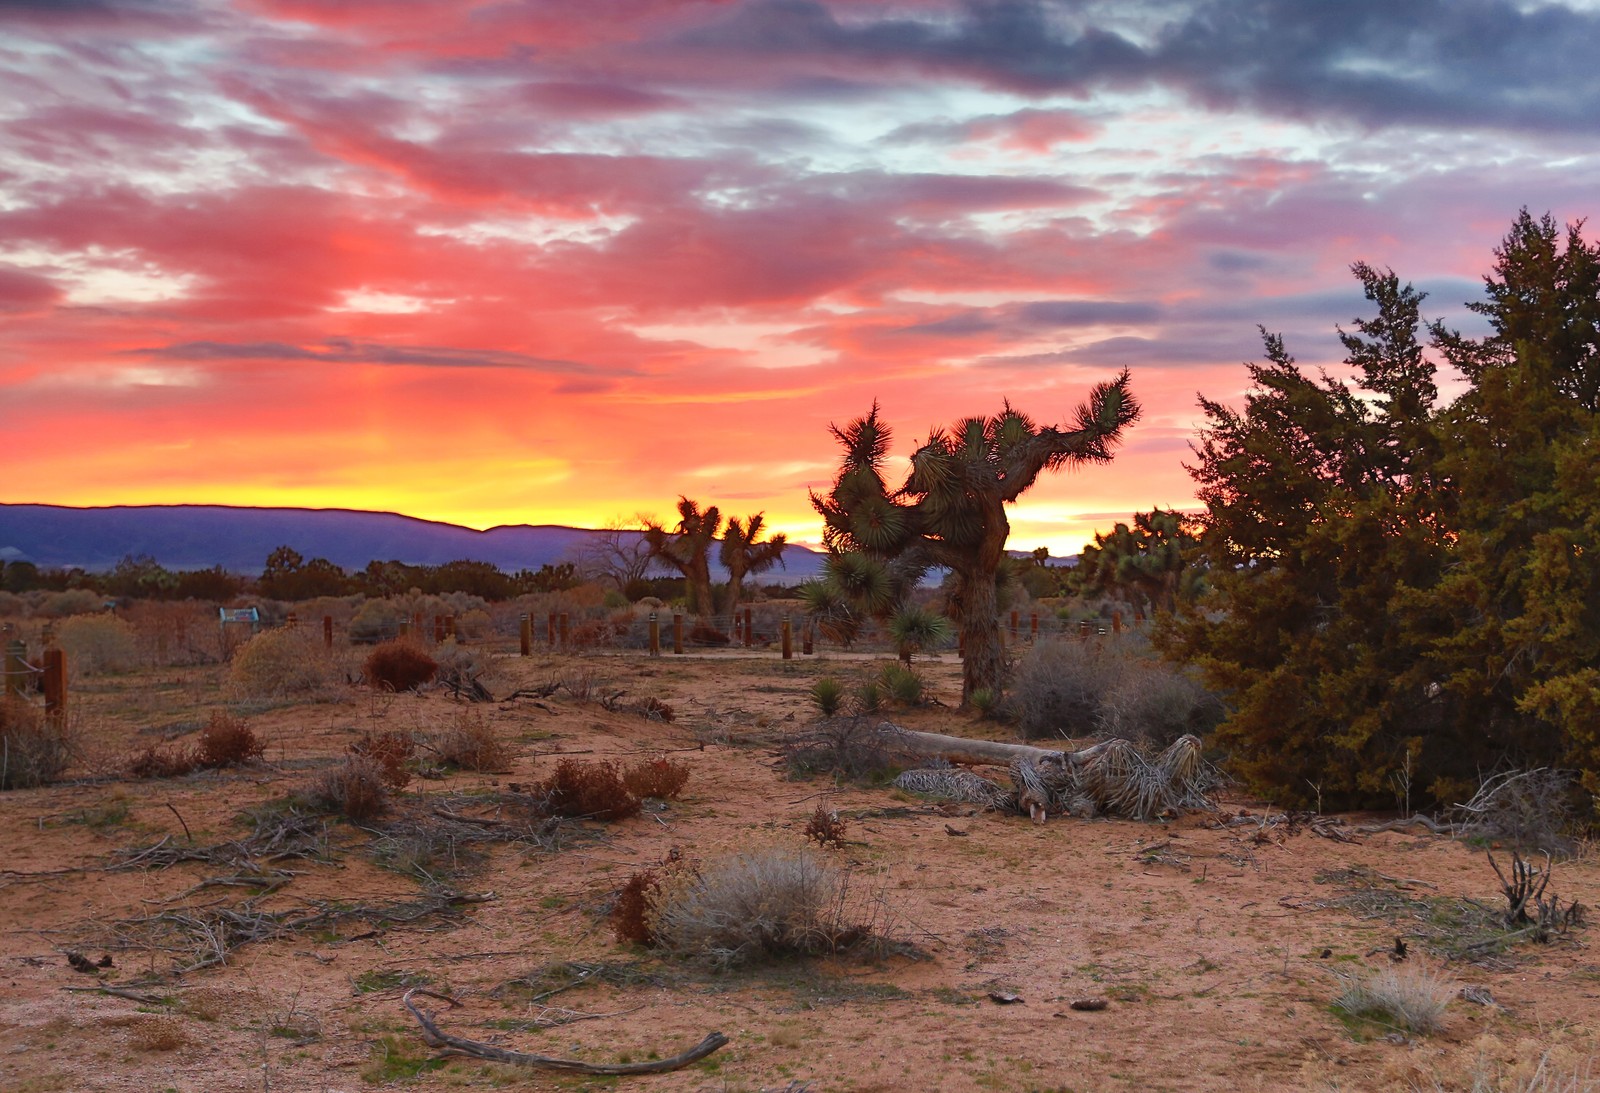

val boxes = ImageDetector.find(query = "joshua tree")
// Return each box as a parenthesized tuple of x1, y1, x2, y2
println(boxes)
(719, 513, 787, 623)
(642, 498, 722, 617)
(812, 371, 1139, 702)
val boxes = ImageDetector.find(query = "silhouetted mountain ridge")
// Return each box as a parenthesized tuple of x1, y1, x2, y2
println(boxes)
(0, 503, 826, 581)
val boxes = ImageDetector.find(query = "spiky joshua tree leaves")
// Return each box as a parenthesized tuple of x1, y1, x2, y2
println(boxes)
(720, 513, 787, 624)
(812, 371, 1140, 703)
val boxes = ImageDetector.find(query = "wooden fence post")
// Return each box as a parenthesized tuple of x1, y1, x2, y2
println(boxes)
(519, 614, 531, 656)
(802, 625, 813, 656)
(547, 613, 557, 645)
(399, 619, 411, 640)
(781, 616, 792, 660)
(286, 613, 297, 629)
(743, 608, 753, 648)
(1112, 610, 1122, 635)
(446, 615, 457, 641)
(323, 615, 334, 649)
(673, 613, 684, 655)
(1009, 610, 1019, 641)
(648, 613, 660, 656)
(433, 615, 445, 644)
(558, 613, 569, 648)
(43, 648, 66, 723)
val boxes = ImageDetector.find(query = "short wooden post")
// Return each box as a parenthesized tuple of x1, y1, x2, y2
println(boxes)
(1030, 613, 1038, 642)
(412, 612, 423, 640)
(732, 613, 741, 644)
(1079, 620, 1090, 638)
(323, 615, 334, 649)
(4, 639, 26, 697)
(1009, 610, 1019, 640)
(42, 648, 65, 723)
(286, 613, 297, 629)
(519, 614, 531, 656)
(648, 613, 660, 656)
(446, 615, 456, 641)
(558, 612, 569, 647)
(433, 615, 445, 644)
(547, 613, 557, 644)
(743, 608, 753, 648)
(802, 625, 813, 656)
(672, 613, 684, 655)
(1112, 610, 1122, 635)
(781, 615, 792, 660)
(399, 619, 411, 640)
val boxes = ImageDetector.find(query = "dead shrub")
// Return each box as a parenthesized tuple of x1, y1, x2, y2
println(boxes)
(782, 716, 906, 783)
(612, 867, 664, 946)
(193, 711, 265, 768)
(1, 698, 73, 790)
(363, 639, 437, 693)
(1011, 639, 1129, 740)
(536, 758, 641, 821)
(55, 613, 139, 675)
(129, 744, 198, 779)
(1452, 768, 1577, 856)
(621, 756, 690, 800)
(688, 623, 731, 646)
(649, 845, 888, 968)
(227, 627, 344, 702)
(350, 730, 415, 790)
(306, 756, 391, 821)
(634, 697, 676, 722)
(804, 803, 848, 849)
(1099, 665, 1225, 747)
(430, 710, 512, 772)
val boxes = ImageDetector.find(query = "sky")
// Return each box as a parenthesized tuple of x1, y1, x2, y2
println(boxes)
(2, 0, 1598, 555)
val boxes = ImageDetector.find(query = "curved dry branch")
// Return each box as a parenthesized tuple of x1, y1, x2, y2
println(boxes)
(401, 988, 728, 1075)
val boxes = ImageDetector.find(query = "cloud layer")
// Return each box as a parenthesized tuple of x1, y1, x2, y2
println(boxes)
(1, 0, 1595, 551)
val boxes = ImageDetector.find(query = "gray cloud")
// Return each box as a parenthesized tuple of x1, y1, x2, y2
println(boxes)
(133, 339, 623, 375)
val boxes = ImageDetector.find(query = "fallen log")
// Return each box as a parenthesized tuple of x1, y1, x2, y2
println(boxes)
(870, 722, 1138, 769)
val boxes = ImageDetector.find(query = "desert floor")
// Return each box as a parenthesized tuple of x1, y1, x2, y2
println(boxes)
(2, 643, 1598, 1093)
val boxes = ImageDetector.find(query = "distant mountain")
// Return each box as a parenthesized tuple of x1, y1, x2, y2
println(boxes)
(0, 503, 827, 582)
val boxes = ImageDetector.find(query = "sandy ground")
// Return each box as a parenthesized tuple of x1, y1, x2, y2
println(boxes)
(2, 645, 1598, 1093)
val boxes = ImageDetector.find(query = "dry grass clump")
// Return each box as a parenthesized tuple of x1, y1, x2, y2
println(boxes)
(535, 758, 641, 821)
(55, 613, 138, 675)
(227, 627, 344, 701)
(1333, 963, 1455, 1036)
(429, 710, 512, 772)
(350, 729, 415, 790)
(362, 639, 437, 693)
(306, 756, 391, 821)
(621, 755, 690, 800)
(1010, 639, 1127, 739)
(648, 845, 885, 968)
(1, 697, 73, 790)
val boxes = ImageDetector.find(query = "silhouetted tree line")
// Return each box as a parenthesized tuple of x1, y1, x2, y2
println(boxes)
(1160, 210, 1600, 811)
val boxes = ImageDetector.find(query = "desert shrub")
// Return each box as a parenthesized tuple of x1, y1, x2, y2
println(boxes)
(129, 744, 197, 779)
(811, 677, 845, 717)
(350, 730, 415, 790)
(804, 803, 848, 849)
(0, 591, 24, 618)
(455, 608, 495, 641)
(783, 716, 905, 783)
(878, 664, 924, 705)
(433, 640, 497, 699)
(632, 696, 676, 722)
(1, 698, 73, 789)
(34, 590, 104, 618)
(970, 687, 999, 719)
(55, 614, 138, 675)
(621, 756, 690, 800)
(193, 711, 265, 768)
(649, 846, 882, 968)
(612, 867, 663, 945)
(227, 627, 344, 701)
(363, 639, 437, 693)
(124, 602, 226, 667)
(536, 758, 641, 821)
(430, 710, 512, 772)
(1099, 665, 1225, 747)
(1333, 964, 1455, 1036)
(1012, 639, 1130, 740)
(348, 599, 402, 645)
(306, 756, 391, 821)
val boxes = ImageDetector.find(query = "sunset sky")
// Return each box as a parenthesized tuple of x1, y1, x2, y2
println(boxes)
(2, 0, 1597, 555)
